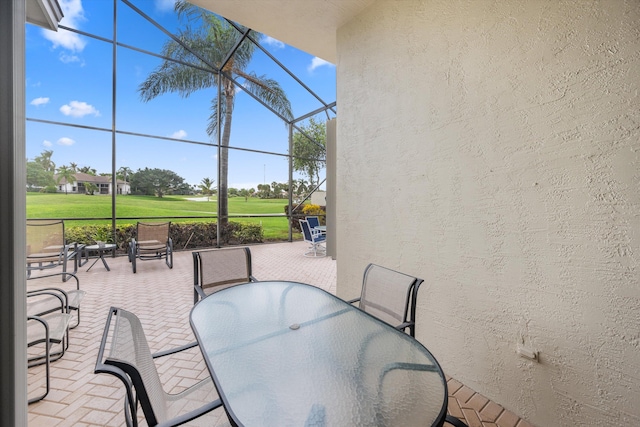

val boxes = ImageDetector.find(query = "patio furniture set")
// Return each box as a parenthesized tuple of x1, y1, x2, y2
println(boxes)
(26, 219, 467, 426)
(93, 244, 469, 427)
(25, 220, 172, 403)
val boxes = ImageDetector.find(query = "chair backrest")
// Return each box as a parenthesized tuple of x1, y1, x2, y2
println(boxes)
(26, 219, 65, 256)
(100, 307, 167, 425)
(136, 222, 170, 243)
(359, 264, 423, 335)
(193, 247, 253, 299)
(306, 216, 320, 229)
(299, 219, 313, 242)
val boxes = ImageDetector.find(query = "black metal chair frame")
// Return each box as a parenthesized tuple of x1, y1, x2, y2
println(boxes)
(128, 222, 173, 273)
(348, 263, 423, 337)
(95, 307, 222, 427)
(27, 272, 85, 329)
(26, 219, 78, 282)
(27, 290, 72, 404)
(192, 247, 257, 304)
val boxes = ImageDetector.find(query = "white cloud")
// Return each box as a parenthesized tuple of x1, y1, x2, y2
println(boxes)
(170, 130, 187, 139)
(155, 0, 177, 12)
(41, 0, 87, 53)
(57, 137, 75, 146)
(59, 52, 84, 65)
(31, 97, 50, 106)
(60, 100, 100, 118)
(308, 57, 335, 72)
(262, 36, 285, 49)
(42, 140, 53, 147)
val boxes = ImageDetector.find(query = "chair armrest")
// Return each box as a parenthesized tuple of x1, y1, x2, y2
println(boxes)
(27, 271, 80, 290)
(194, 284, 208, 300)
(394, 321, 413, 332)
(346, 297, 360, 305)
(152, 341, 199, 359)
(27, 288, 69, 315)
(156, 398, 222, 427)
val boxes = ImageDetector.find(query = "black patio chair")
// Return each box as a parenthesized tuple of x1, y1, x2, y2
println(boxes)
(94, 307, 221, 427)
(129, 222, 173, 273)
(348, 263, 423, 337)
(27, 289, 72, 403)
(26, 219, 78, 282)
(192, 246, 257, 304)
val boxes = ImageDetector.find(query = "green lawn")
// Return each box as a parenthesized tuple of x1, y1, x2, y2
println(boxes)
(26, 193, 300, 241)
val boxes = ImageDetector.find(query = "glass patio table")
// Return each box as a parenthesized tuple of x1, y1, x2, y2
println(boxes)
(190, 281, 448, 427)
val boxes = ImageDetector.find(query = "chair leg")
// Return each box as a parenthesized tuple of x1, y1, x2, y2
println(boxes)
(27, 318, 50, 404)
(444, 415, 469, 427)
(166, 244, 173, 269)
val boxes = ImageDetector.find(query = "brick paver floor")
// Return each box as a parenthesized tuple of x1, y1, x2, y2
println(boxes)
(27, 241, 532, 426)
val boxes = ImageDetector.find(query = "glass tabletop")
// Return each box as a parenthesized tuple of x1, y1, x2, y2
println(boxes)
(190, 281, 447, 427)
(84, 243, 116, 251)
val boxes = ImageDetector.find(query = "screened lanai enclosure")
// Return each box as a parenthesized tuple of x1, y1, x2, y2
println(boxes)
(26, 0, 336, 248)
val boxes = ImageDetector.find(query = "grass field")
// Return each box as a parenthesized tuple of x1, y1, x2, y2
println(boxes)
(26, 193, 300, 241)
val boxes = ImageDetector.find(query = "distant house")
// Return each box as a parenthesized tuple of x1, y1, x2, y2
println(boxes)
(54, 172, 130, 195)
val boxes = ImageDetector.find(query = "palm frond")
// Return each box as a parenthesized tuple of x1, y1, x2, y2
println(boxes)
(235, 71, 293, 122)
(174, 0, 211, 25)
(139, 28, 220, 101)
(207, 92, 229, 136)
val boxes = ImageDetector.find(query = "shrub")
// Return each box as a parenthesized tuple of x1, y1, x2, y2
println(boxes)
(41, 185, 58, 193)
(285, 203, 326, 231)
(65, 221, 263, 254)
(285, 204, 305, 231)
(234, 223, 263, 243)
(302, 204, 325, 219)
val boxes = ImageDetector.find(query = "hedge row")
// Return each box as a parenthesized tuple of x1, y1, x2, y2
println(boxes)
(65, 221, 263, 253)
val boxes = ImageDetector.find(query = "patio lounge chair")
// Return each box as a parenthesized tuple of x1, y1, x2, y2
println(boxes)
(95, 307, 221, 427)
(27, 290, 72, 403)
(348, 263, 423, 337)
(299, 219, 326, 257)
(129, 222, 173, 273)
(26, 219, 78, 282)
(193, 247, 257, 304)
(27, 272, 86, 329)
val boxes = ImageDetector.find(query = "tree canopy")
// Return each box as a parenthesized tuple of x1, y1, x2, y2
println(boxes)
(130, 168, 187, 198)
(292, 117, 326, 188)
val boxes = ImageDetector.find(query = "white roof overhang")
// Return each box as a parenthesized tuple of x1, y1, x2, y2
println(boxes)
(188, 0, 375, 63)
(26, 0, 63, 30)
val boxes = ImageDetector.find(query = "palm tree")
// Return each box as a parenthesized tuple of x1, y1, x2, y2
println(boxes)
(117, 166, 132, 195)
(56, 165, 76, 195)
(69, 162, 78, 172)
(138, 1, 293, 226)
(117, 166, 132, 182)
(35, 149, 55, 173)
(199, 177, 215, 201)
(79, 166, 96, 175)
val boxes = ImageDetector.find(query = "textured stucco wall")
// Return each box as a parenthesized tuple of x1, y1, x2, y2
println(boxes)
(336, 1, 639, 425)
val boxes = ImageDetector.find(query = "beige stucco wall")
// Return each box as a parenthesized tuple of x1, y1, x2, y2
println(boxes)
(336, 1, 639, 425)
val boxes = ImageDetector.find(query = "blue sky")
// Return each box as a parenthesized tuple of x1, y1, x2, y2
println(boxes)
(25, 0, 336, 190)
